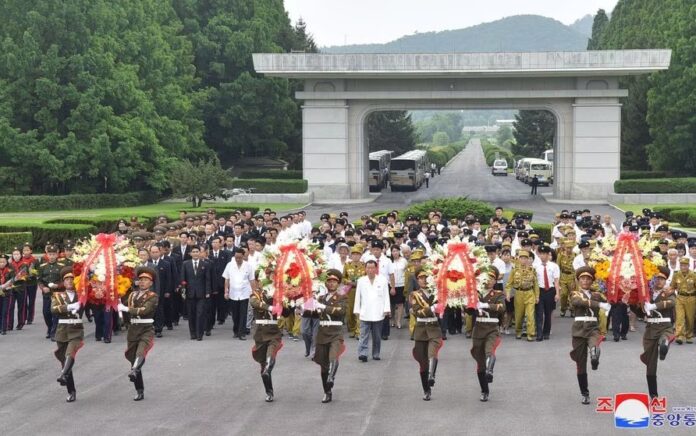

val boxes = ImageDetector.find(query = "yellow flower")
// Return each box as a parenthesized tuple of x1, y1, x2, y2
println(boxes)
(643, 259, 658, 280)
(594, 261, 610, 281)
(116, 276, 132, 296)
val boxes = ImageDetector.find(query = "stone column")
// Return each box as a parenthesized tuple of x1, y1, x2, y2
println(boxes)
(571, 98, 621, 200)
(302, 100, 351, 200)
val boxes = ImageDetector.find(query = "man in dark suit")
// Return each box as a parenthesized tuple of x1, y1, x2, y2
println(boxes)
(215, 216, 233, 238)
(149, 244, 173, 337)
(159, 240, 180, 327)
(172, 231, 192, 322)
(180, 245, 211, 341)
(207, 237, 230, 334)
(231, 223, 248, 249)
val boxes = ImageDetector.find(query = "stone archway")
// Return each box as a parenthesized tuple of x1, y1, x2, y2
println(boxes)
(253, 50, 671, 202)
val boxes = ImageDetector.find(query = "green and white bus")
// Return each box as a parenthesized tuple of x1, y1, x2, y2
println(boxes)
(369, 150, 394, 191)
(389, 150, 428, 191)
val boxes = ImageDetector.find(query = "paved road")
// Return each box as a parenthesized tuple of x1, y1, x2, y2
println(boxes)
(305, 139, 625, 225)
(1, 307, 695, 435)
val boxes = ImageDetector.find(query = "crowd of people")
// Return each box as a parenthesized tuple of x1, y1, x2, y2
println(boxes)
(1, 206, 695, 405)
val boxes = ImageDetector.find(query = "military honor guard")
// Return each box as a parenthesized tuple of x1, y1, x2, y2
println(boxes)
(410, 268, 443, 401)
(50, 267, 84, 402)
(38, 245, 65, 340)
(249, 284, 283, 403)
(504, 250, 539, 341)
(569, 266, 611, 405)
(672, 257, 696, 344)
(312, 269, 347, 403)
(640, 266, 675, 399)
(118, 267, 159, 401)
(469, 267, 506, 402)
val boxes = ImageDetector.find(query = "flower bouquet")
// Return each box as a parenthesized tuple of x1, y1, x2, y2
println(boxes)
(71, 234, 139, 310)
(427, 237, 492, 315)
(256, 239, 328, 315)
(588, 233, 664, 305)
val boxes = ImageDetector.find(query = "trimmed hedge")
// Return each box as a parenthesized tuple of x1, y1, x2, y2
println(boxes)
(0, 191, 160, 212)
(614, 178, 696, 194)
(654, 207, 696, 227)
(0, 232, 33, 253)
(0, 224, 96, 249)
(620, 170, 667, 180)
(238, 170, 302, 180)
(401, 198, 495, 222)
(230, 179, 308, 194)
(481, 139, 514, 167)
(425, 143, 466, 168)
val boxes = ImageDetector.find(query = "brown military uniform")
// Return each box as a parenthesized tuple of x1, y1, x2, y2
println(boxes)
(125, 290, 158, 363)
(505, 265, 539, 340)
(249, 289, 283, 363)
(313, 292, 347, 371)
(410, 289, 443, 369)
(569, 288, 604, 374)
(640, 288, 675, 376)
(51, 291, 84, 364)
(470, 290, 506, 371)
(672, 270, 696, 342)
(342, 260, 365, 337)
(556, 251, 575, 314)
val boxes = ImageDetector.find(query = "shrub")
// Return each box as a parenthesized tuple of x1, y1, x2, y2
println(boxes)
(238, 170, 302, 179)
(230, 179, 308, 194)
(614, 178, 696, 194)
(620, 170, 667, 180)
(401, 198, 495, 222)
(0, 232, 33, 253)
(0, 224, 96, 249)
(0, 191, 159, 212)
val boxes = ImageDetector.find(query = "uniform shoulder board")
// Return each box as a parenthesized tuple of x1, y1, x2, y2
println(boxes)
(39, 262, 48, 267)
(57, 262, 65, 266)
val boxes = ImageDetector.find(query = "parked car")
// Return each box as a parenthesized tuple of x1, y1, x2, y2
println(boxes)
(491, 159, 508, 176)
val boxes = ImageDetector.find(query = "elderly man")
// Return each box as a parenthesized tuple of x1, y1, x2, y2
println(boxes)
(353, 260, 391, 362)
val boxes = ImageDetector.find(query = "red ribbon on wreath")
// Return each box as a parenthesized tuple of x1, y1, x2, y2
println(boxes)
(435, 243, 479, 315)
(606, 233, 648, 305)
(77, 233, 120, 310)
(271, 244, 313, 316)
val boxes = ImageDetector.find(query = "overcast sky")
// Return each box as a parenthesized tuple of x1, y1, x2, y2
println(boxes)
(284, 0, 619, 47)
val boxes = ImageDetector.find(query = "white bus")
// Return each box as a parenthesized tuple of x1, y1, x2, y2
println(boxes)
(519, 158, 553, 186)
(369, 150, 393, 191)
(542, 149, 553, 162)
(389, 150, 428, 191)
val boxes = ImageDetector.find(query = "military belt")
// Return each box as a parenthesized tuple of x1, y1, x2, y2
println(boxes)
(416, 317, 438, 323)
(255, 319, 278, 325)
(130, 319, 154, 324)
(647, 317, 671, 324)
(476, 318, 499, 323)
(319, 321, 343, 326)
(574, 316, 597, 322)
(58, 319, 83, 324)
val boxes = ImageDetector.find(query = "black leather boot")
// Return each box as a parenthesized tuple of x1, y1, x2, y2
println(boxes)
(57, 357, 75, 386)
(134, 389, 144, 401)
(420, 371, 431, 401)
(590, 347, 600, 370)
(321, 372, 332, 403)
(427, 358, 438, 387)
(659, 336, 670, 360)
(129, 357, 145, 382)
(577, 373, 590, 405)
(133, 372, 145, 401)
(261, 356, 275, 378)
(262, 373, 274, 402)
(65, 373, 76, 403)
(326, 360, 339, 389)
(485, 355, 496, 383)
(647, 375, 658, 399)
(477, 372, 489, 402)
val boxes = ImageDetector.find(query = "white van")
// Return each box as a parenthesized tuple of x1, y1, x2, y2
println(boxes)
(491, 159, 508, 176)
(520, 158, 553, 186)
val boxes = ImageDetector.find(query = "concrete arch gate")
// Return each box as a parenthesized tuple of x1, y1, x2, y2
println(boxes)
(253, 50, 671, 202)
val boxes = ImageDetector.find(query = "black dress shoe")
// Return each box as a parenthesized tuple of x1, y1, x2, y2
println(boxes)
(16, 326, 22, 330)
(155, 332, 162, 338)
(620, 335, 627, 340)
(190, 336, 197, 340)
(104, 338, 111, 344)
(536, 337, 543, 342)
(197, 337, 202, 341)
(66, 392, 76, 403)
(134, 390, 144, 401)
(480, 392, 489, 402)
(45, 334, 51, 339)
(205, 330, 211, 336)
(96, 337, 102, 342)
(358, 355, 367, 362)
(581, 395, 590, 405)
(239, 335, 246, 341)
(372, 356, 381, 361)
(381, 336, 388, 340)
(233, 332, 239, 338)
(166, 326, 173, 330)
(543, 335, 550, 340)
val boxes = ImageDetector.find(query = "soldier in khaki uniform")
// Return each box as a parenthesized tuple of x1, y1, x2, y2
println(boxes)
(405, 249, 424, 338)
(38, 245, 65, 340)
(312, 269, 347, 403)
(342, 245, 365, 338)
(249, 285, 283, 403)
(469, 267, 506, 402)
(640, 266, 676, 399)
(505, 250, 539, 341)
(673, 257, 696, 344)
(410, 268, 443, 401)
(117, 267, 159, 401)
(557, 239, 576, 317)
(50, 267, 84, 403)
(570, 266, 611, 405)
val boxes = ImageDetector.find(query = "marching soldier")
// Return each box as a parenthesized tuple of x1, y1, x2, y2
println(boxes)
(38, 245, 65, 340)
(117, 267, 159, 401)
(313, 269, 347, 403)
(504, 250, 539, 341)
(405, 249, 424, 339)
(410, 268, 443, 401)
(342, 245, 365, 339)
(557, 239, 576, 317)
(570, 266, 611, 405)
(50, 267, 84, 403)
(469, 267, 506, 402)
(249, 282, 283, 403)
(672, 257, 696, 344)
(640, 266, 675, 399)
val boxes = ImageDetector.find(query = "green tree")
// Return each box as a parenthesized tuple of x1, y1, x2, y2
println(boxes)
(512, 111, 556, 157)
(432, 131, 451, 146)
(587, 9, 609, 50)
(414, 111, 463, 143)
(496, 125, 514, 147)
(367, 111, 417, 155)
(169, 157, 232, 207)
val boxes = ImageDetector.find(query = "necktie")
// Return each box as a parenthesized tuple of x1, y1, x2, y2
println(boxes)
(194, 261, 198, 275)
(543, 264, 550, 289)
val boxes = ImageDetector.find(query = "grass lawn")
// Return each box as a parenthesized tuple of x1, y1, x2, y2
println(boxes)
(0, 202, 306, 226)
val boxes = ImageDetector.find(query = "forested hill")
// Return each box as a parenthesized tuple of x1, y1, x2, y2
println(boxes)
(322, 15, 589, 53)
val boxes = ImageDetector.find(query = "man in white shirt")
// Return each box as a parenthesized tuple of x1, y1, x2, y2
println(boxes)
(354, 260, 391, 362)
(534, 245, 560, 341)
(572, 240, 592, 270)
(485, 245, 506, 290)
(361, 240, 396, 339)
(222, 248, 256, 341)
(328, 243, 349, 271)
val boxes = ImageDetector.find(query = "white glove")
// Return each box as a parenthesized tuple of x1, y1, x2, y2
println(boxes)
(599, 302, 611, 312)
(644, 302, 657, 312)
(66, 302, 81, 312)
(314, 302, 326, 310)
(118, 303, 129, 313)
(477, 302, 489, 310)
(430, 304, 438, 313)
(267, 305, 275, 313)
(48, 282, 57, 289)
